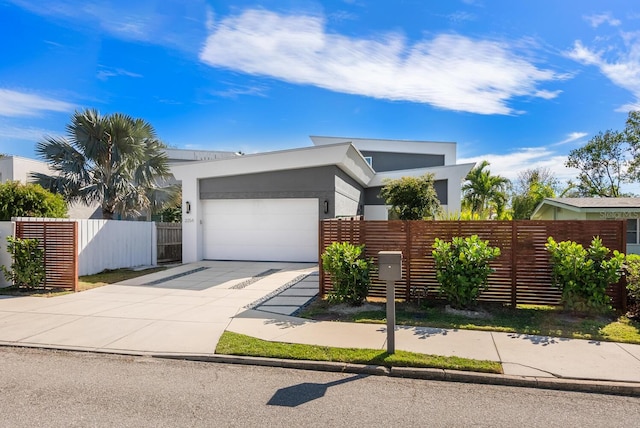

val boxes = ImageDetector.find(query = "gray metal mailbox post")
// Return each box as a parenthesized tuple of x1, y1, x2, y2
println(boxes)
(378, 251, 402, 354)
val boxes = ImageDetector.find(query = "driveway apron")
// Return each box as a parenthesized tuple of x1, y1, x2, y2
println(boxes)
(0, 261, 318, 356)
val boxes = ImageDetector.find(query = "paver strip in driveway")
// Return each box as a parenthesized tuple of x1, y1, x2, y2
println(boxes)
(247, 271, 319, 315)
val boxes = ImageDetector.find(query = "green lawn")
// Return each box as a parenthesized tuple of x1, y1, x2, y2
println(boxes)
(299, 299, 640, 345)
(0, 266, 167, 297)
(216, 331, 502, 374)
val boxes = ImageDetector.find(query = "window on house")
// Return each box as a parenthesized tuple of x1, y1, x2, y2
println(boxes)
(364, 156, 373, 167)
(627, 219, 638, 244)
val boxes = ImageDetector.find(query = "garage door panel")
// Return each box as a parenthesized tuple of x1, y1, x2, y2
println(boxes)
(202, 199, 318, 262)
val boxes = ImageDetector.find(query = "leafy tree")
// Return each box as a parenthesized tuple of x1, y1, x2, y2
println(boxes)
(0, 181, 67, 220)
(462, 161, 510, 219)
(379, 173, 441, 220)
(511, 168, 558, 219)
(33, 108, 171, 220)
(565, 130, 628, 197)
(152, 185, 182, 222)
(625, 110, 640, 181)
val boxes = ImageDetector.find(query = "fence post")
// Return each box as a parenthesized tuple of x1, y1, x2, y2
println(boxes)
(511, 221, 517, 307)
(405, 221, 412, 300)
(151, 222, 158, 266)
(72, 221, 78, 292)
(319, 220, 325, 298)
(620, 220, 627, 313)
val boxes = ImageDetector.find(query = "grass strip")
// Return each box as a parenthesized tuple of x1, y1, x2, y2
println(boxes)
(301, 300, 640, 345)
(78, 267, 167, 290)
(0, 266, 167, 297)
(216, 331, 502, 374)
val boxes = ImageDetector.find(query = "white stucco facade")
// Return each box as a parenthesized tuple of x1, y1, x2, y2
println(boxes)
(0, 156, 54, 184)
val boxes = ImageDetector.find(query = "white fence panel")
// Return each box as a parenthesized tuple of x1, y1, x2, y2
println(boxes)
(0, 222, 15, 287)
(13, 218, 157, 276)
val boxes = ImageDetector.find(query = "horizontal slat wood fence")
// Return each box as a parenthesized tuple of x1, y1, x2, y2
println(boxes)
(319, 220, 626, 311)
(15, 221, 78, 291)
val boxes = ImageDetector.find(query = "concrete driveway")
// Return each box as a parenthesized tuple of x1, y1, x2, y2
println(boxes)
(0, 261, 317, 356)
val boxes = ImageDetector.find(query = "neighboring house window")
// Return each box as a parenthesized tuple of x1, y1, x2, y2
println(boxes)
(364, 156, 373, 167)
(628, 219, 638, 244)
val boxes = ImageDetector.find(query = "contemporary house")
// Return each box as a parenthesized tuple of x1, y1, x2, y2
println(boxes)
(171, 136, 474, 263)
(531, 197, 640, 254)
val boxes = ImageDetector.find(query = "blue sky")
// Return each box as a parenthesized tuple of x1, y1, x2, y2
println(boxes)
(1, 0, 639, 187)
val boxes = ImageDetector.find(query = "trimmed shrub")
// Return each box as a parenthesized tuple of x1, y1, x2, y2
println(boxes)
(432, 235, 501, 309)
(1, 236, 46, 289)
(545, 237, 624, 313)
(322, 242, 374, 306)
(624, 254, 640, 319)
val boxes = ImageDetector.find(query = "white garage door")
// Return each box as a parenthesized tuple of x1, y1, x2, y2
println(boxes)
(202, 199, 319, 262)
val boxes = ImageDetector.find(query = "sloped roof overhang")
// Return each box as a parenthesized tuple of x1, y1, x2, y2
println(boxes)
(170, 142, 375, 187)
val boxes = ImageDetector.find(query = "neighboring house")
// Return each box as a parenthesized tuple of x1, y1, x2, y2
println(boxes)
(0, 155, 102, 219)
(171, 136, 474, 263)
(0, 150, 237, 220)
(164, 148, 239, 165)
(0, 155, 54, 184)
(531, 197, 640, 254)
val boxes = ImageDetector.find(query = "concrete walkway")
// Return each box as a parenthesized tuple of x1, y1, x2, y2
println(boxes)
(0, 261, 639, 388)
(228, 310, 640, 383)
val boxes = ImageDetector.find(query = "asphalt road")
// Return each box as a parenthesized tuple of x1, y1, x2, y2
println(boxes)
(0, 347, 638, 427)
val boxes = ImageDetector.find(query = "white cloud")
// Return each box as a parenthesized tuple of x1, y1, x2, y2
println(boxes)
(567, 33, 640, 111)
(584, 13, 621, 28)
(200, 9, 563, 115)
(212, 83, 268, 99)
(96, 67, 143, 81)
(0, 89, 73, 117)
(555, 132, 588, 145)
(8, 0, 209, 52)
(0, 122, 56, 141)
(620, 101, 640, 111)
(459, 147, 577, 182)
(447, 11, 476, 23)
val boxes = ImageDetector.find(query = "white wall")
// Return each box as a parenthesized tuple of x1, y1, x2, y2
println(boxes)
(364, 205, 389, 220)
(0, 222, 14, 287)
(13, 218, 157, 276)
(0, 156, 54, 184)
(334, 176, 361, 217)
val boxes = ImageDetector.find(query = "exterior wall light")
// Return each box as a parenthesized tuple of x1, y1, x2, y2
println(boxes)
(323, 200, 329, 214)
(185, 201, 191, 214)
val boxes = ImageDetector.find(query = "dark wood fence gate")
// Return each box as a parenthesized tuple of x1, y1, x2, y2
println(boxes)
(156, 222, 182, 263)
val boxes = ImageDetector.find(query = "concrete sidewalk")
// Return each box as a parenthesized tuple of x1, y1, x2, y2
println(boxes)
(227, 309, 640, 383)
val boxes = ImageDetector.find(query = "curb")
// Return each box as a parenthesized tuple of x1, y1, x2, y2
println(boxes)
(160, 353, 640, 398)
(3, 344, 639, 397)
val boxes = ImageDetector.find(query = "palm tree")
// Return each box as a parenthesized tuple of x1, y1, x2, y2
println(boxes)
(33, 108, 171, 220)
(462, 161, 510, 219)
